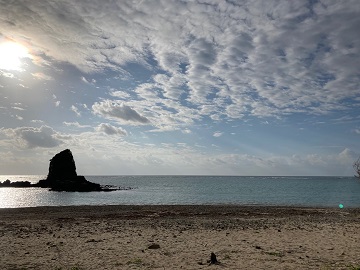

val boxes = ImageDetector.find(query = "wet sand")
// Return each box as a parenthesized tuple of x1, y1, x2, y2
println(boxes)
(0, 205, 359, 269)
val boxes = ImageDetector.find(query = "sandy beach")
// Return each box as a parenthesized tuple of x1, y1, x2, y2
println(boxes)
(0, 205, 359, 270)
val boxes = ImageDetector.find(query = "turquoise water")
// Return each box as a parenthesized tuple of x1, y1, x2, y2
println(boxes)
(0, 175, 359, 208)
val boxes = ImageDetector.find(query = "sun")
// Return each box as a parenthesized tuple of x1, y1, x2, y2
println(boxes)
(0, 41, 30, 71)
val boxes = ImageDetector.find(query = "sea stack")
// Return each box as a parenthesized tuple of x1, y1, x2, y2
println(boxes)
(0, 149, 121, 191)
(36, 149, 103, 192)
(47, 149, 78, 181)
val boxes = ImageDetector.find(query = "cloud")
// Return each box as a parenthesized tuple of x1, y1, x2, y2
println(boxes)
(31, 120, 44, 124)
(12, 106, 25, 111)
(0, 71, 14, 78)
(338, 148, 357, 165)
(96, 123, 127, 136)
(130, 83, 200, 131)
(2, 125, 64, 148)
(32, 72, 52, 80)
(0, 0, 359, 178)
(63, 121, 90, 128)
(1, 0, 359, 123)
(52, 94, 60, 107)
(92, 100, 150, 124)
(153, 73, 187, 100)
(71, 105, 81, 117)
(81, 76, 96, 84)
(110, 90, 131, 99)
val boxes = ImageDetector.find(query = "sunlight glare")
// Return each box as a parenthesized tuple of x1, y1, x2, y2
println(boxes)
(0, 41, 30, 71)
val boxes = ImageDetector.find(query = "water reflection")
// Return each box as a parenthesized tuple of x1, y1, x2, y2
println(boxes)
(0, 187, 126, 208)
(1, 176, 360, 208)
(0, 188, 45, 208)
(0, 188, 83, 208)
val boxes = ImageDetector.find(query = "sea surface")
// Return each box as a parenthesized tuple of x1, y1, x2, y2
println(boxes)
(0, 175, 360, 208)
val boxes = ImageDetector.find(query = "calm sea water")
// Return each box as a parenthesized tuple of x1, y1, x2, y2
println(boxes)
(0, 175, 359, 208)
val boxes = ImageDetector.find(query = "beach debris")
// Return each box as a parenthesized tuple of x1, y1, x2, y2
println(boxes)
(148, 243, 160, 249)
(208, 252, 219, 264)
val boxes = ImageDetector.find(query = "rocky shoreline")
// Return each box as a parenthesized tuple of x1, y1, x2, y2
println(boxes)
(0, 149, 121, 192)
(0, 178, 122, 191)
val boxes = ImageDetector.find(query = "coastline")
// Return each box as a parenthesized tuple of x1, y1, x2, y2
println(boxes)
(1, 205, 359, 269)
(2, 175, 360, 208)
(1, 204, 360, 219)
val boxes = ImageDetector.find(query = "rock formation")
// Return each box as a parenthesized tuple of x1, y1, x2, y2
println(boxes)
(0, 180, 31, 187)
(0, 149, 121, 192)
(36, 149, 108, 192)
(48, 148, 78, 181)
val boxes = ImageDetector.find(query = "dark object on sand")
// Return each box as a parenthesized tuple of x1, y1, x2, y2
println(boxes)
(210, 252, 218, 264)
(148, 243, 160, 249)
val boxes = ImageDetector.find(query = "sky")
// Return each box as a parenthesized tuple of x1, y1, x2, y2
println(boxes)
(0, 0, 360, 176)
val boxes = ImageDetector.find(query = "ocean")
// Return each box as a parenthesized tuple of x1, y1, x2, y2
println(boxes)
(0, 175, 359, 208)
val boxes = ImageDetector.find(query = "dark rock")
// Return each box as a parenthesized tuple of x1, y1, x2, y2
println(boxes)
(0, 149, 124, 192)
(2, 179, 10, 186)
(148, 243, 160, 249)
(34, 149, 118, 192)
(36, 175, 103, 192)
(0, 180, 32, 187)
(48, 149, 77, 181)
(210, 252, 218, 264)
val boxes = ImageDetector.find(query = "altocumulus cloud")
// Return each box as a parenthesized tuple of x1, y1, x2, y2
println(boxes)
(92, 100, 150, 125)
(2, 126, 64, 148)
(0, 0, 359, 175)
(1, 0, 360, 122)
(96, 123, 127, 136)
